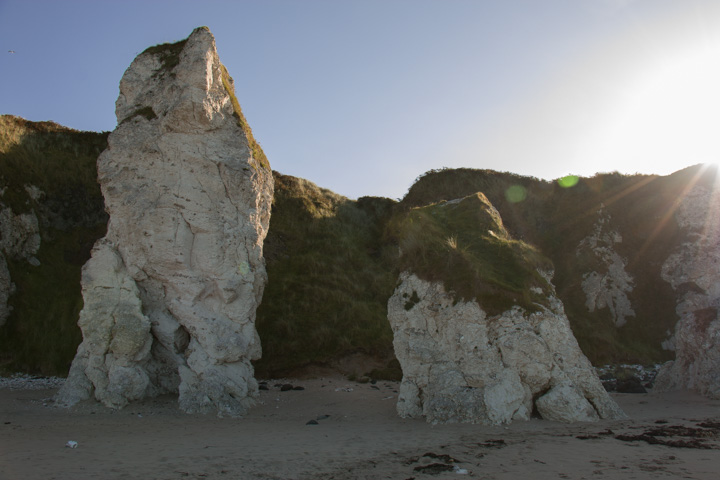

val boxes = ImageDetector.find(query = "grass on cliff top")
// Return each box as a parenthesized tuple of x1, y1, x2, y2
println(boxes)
(254, 172, 397, 378)
(220, 65, 271, 172)
(399, 167, 554, 246)
(401, 167, 550, 209)
(388, 192, 553, 315)
(0, 115, 108, 375)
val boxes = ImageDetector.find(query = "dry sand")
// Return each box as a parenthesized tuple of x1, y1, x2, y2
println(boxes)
(1, 377, 719, 479)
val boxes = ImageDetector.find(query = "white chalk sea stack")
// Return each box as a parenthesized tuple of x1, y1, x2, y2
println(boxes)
(389, 273, 626, 424)
(56, 27, 273, 416)
(387, 193, 625, 424)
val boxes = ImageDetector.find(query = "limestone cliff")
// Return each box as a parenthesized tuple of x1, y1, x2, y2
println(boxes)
(655, 184, 720, 398)
(56, 27, 273, 416)
(388, 194, 625, 424)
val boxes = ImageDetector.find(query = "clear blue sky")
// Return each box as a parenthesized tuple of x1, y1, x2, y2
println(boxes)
(1, 0, 719, 199)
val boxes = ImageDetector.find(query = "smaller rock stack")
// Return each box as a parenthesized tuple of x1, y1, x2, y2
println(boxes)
(389, 273, 626, 424)
(388, 194, 626, 424)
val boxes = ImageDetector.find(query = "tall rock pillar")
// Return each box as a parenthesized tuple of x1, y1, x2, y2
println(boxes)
(56, 27, 274, 416)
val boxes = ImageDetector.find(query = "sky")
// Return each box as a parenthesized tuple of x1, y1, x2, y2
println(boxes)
(1, 0, 719, 200)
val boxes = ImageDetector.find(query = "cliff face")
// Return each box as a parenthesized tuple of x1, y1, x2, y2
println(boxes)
(0, 116, 107, 374)
(55, 27, 273, 416)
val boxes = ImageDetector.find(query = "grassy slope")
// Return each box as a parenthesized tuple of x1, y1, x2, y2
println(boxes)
(0, 115, 108, 375)
(254, 172, 397, 377)
(400, 168, 554, 243)
(387, 192, 552, 315)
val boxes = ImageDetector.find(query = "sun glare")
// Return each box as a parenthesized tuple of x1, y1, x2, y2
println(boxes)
(582, 44, 720, 176)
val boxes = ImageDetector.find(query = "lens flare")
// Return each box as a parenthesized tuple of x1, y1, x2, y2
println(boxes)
(505, 185, 527, 203)
(558, 175, 579, 188)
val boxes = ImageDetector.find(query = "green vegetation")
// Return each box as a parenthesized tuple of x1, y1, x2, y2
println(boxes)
(388, 193, 552, 315)
(254, 173, 397, 377)
(0, 115, 108, 375)
(403, 290, 420, 311)
(220, 65, 271, 172)
(399, 167, 554, 244)
(0, 116, 107, 217)
(3, 224, 105, 374)
(541, 171, 688, 365)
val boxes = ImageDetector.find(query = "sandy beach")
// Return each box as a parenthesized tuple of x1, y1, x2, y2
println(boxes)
(1, 377, 719, 480)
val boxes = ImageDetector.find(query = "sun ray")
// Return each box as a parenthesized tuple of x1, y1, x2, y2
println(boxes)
(632, 165, 715, 265)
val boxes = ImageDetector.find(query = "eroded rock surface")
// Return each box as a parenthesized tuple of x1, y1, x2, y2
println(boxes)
(56, 27, 273, 415)
(577, 205, 635, 327)
(389, 272, 626, 424)
(655, 185, 720, 399)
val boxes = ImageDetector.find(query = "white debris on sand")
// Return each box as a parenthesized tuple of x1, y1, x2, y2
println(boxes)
(0, 373, 65, 390)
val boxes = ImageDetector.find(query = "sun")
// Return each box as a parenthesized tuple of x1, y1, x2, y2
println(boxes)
(581, 43, 720, 176)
